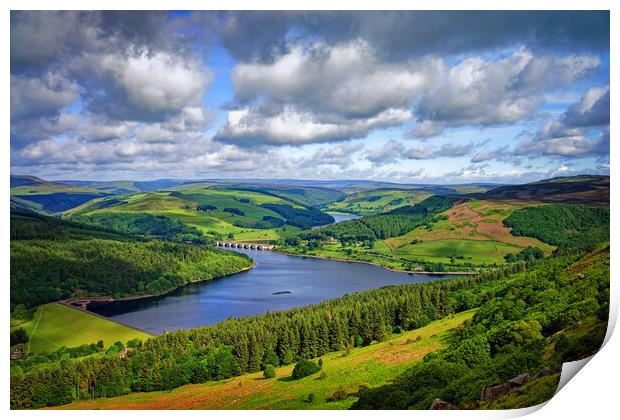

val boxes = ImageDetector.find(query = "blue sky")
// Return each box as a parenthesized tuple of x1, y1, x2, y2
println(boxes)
(10, 11, 610, 183)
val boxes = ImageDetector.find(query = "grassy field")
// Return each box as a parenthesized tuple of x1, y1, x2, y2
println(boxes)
(70, 188, 306, 242)
(13, 304, 152, 354)
(324, 189, 432, 216)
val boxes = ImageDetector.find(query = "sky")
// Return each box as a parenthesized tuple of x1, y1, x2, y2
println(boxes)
(9, 11, 610, 183)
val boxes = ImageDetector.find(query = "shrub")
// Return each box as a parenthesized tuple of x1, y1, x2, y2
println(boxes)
(292, 359, 321, 380)
(262, 349, 280, 368)
(263, 364, 276, 379)
(328, 388, 348, 402)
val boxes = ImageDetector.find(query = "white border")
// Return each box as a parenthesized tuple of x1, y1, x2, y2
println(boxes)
(3, 2, 617, 420)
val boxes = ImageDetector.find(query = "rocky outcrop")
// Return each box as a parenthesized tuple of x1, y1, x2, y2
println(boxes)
(481, 373, 530, 401)
(429, 399, 459, 410)
(481, 382, 513, 401)
(508, 373, 530, 387)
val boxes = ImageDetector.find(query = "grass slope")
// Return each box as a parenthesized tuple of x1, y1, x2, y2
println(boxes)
(324, 188, 432, 216)
(54, 310, 475, 410)
(71, 188, 317, 242)
(14, 304, 152, 354)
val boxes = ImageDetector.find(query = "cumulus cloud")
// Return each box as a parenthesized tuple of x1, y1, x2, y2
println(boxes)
(223, 43, 600, 145)
(232, 40, 427, 118)
(10, 11, 610, 181)
(470, 146, 514, 163)
(405, 120, 445, 139)
(409, 49, 600, 137)
(562, 85, 610, 127)
(215, 11, 610, 62)
(11, 11, 183, 71)
(515, 128, 609, 158)
(367, 140, 477, 165)
(215, 105, 412, 146)
(367, 140, 406, 164)
(304, 142, 365, 168)
(514, 85, 610, 159)
(82, 51, 213, 121)
(11, 74, 78, 121)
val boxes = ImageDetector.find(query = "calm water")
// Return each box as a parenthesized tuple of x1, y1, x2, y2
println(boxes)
(329, 213, 361, 223)
(90, 249, 455, 334)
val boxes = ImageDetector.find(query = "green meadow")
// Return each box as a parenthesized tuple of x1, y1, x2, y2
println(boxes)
(13, 303, 152, 354)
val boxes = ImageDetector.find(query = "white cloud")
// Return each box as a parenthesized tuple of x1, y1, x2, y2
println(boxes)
(11, 73, 78, 121)
(86, 51, 213, 120)
(232, 40, 427, 117)
(216, 105, 412, 146)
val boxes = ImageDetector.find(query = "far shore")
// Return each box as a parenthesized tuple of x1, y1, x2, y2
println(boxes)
(271, 249, 476, 275)
(60, 262, 256, 308)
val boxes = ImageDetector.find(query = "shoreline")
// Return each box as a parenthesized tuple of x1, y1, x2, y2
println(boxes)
(60, 262, 256, 311)
(271, 249, 476, 275)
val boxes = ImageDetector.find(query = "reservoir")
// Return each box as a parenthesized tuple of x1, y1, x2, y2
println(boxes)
(90, 249, 458, 334)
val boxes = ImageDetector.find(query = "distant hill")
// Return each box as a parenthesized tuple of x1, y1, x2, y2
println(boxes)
(476, 175, 609, 206)
(10, 175, 52, 188)
(10, 175, 112, 214)
(324, 188, 434, 216)
(59, 179, 194, 194)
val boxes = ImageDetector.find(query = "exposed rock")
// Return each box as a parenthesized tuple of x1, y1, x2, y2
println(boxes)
(429, 399, 459, 410)
(481, 382, 512, 401)
(508, 373, 530, 387)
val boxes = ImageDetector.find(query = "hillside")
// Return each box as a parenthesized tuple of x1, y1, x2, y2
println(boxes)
(324, 188, 433, 216)
(475, 175, 609, 206)
(12, 303, 151, 354)
(10, 211, 252, 308)
(219, 183, 345, 207)
(352, 244, 609, 409)
(52, 311, 476, 409)
(277, 177, 609, 272)
(11, 175, 112, 214)
(68, 187, 334, 242)
(59, 179, 196, 194)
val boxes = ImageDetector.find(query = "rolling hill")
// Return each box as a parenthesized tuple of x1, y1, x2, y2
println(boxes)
(277, 176, 610, 271)
(324, 188, 433, 216)
(472, 175, 609, 206)
(67, 186, 335, 242)
(10, 175, 112, 214)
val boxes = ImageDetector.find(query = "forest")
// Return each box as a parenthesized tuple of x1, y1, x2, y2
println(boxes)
(10, 212, 252, 308)
(504, 204, 610, 252)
